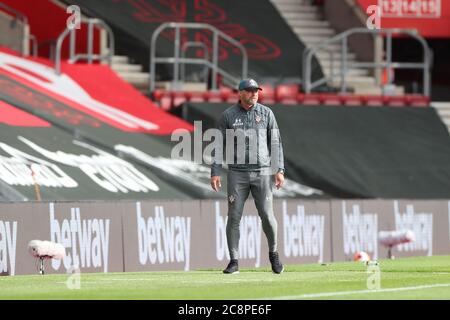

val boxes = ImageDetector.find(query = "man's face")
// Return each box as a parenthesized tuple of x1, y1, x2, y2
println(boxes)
(239, 88, 259, 106)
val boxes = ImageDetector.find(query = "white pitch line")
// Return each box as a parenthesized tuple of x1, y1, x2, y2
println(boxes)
(259, 283, 450, 300)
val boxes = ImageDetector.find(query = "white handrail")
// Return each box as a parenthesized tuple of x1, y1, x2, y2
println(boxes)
(54, 18, 114, 75)
(150, 22, 248, 93)
(303, 28, 432, 96)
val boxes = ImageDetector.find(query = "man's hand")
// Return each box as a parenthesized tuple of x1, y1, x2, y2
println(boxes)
(275, 172, 284, 190)
(211, 176, 221, 192)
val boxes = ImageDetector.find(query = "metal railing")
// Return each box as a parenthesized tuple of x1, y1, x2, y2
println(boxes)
(28, 34, 37, 57)
(0, 2, 37, 56)
(303, 28, 433, 96)
(180, 41, 209, 83)
(150, 22, 248, 92)
(0, 2, 28, 25)
(55, 18, 114, 75)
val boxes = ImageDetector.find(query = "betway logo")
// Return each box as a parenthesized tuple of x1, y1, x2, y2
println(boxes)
(215, 201, 262, 267)
(136, 202, 191, 270)
(49, 203, 110, 272)
(342, 201, 378, 260)
(394, 201, 433, 256)
(0, 220, 17, 275)
(282, 201, 325, 263)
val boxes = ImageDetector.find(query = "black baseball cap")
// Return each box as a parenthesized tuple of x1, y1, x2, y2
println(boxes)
(238, 78, 262, 91)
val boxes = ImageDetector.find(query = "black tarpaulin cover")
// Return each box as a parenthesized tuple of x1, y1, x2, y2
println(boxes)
(183, 101, 450, 199)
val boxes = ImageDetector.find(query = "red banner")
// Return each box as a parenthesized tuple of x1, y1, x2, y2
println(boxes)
(357, 0, 450, 37)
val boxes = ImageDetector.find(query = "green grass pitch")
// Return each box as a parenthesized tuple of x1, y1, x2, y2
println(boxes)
(1, 255, 450, 300)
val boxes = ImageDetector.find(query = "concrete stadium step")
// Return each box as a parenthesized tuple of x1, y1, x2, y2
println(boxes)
(330, 76, 377, 86)
(434, 109, 450, 116)
(442, 118, 450, 126)
(432, 102, 450, 132)
(319, 57, 357, 67)
(111, 55, 129, 64)
(305, 43, 344, 52)
(323, 68, 370, 77)
(288, 20, 330, 27)
(329, 82, 404, 95)
(319, 62, 363, 73)
(432, 102, 450, 110)
(316, 52, 357, 60)
(294, 27, 335, 36)
(280, 11, 323, 20)
(111, 64, 142, 72)
(272, 0, 316, 3)
(273, 4, 319, 13)
(319, 58, 359, 67)
(116, 72, 150, 84)
(271, 0, 407, 98)
(272, 0, 317, 5)
(110, 55, 151, 92)
(300, 35, 333, 43)
(154, 81, 208, 91)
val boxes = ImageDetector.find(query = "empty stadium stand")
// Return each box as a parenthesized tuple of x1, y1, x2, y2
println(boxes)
(151, 85, 430, 110)
(0, 46, 321, 200)
(182, 101, 450, 198)
(0, 0, 449, 202)
(60, 0, 324, 91)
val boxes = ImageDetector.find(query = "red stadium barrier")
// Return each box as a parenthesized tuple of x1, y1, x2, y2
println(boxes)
(259, 84, 276, 104)
(275, 84, 299, 104)
(150, 86, 430, 110)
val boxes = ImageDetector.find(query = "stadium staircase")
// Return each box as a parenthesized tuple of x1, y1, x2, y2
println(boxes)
(432, 102, 450, 133)
(270, 0, 403, 95)
(110, 54, 150, 94)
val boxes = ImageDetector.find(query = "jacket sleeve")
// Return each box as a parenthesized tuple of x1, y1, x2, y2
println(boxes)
(267, 110, 285, 172)
(211, 112, 227, 177)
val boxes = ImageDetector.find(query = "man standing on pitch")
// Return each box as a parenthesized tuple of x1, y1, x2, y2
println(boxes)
(210, 78, 285, 274)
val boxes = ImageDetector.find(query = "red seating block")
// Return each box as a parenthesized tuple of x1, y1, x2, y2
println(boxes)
(321, 94, 342, 106)
(302, 94, 322, 105)
(276, 84, 299, 104)
(406, 94, 430, 107)
(152, 89, 165, 101)
(365, 95, 386, 106)
(259, 84, 276, 104)
(159, 92, 172, 110)
(387, 96, 407, 107)
(172, 91, 187, 108)
(219, 87, 234, 103)
(188, 91, 208, 103)
(342, 95, 364, 106)
(206, 91, 223, 103)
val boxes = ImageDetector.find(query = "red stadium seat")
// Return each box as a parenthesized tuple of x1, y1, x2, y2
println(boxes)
(342, 95, 364, 106)
(189, 91, 207, 103)
(159, 92, 172, 110)
(259, 84, 276, 104)
(406, 95, 430, 107)
(276, 84, 299, 104)
(296, 93, 305, 104)
(206, 91, 223, 103)
(219, 87, 233, 103)
(386, 96, 407, 107)
(321, 94, 342, 106)
(224, 93, 237, 104)
(365, 95, 385, 106)
(152, 89, 165, 101)
(172, 91, 188, 108)
(302, 94, 322, 105)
